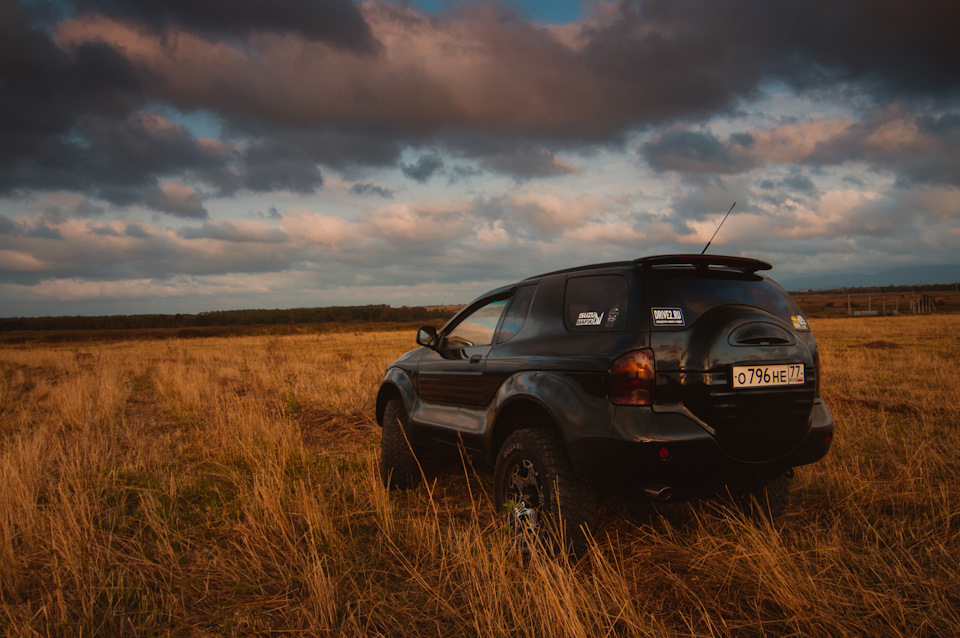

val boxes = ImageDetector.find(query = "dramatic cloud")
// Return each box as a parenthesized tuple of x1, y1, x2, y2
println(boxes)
(72, 0, 379, 52)
(1, 0, 959, 315)
(641, 108, 960, 188)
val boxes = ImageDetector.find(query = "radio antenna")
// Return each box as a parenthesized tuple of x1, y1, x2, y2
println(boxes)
(700, 201, 736, 255)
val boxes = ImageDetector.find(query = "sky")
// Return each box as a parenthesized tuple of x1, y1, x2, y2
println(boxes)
(2, 0, 959, 317)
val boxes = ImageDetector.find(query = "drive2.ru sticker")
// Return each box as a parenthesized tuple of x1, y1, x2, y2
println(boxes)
(652, 307, 685, 326)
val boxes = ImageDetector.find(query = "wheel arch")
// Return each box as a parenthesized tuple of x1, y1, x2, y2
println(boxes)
(376, 367, 417, 427)
(489, 397, 564, 462)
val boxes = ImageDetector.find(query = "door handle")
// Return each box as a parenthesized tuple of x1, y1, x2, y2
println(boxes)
(469, 354, 482, 364)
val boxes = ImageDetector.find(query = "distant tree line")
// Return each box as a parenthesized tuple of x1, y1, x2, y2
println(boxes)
(0, 304, 456, 332)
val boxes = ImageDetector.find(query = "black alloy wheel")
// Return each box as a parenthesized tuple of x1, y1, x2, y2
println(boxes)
(493, 428, 596, 554)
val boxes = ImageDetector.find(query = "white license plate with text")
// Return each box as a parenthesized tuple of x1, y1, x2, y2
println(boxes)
(732, 364, 804, 388)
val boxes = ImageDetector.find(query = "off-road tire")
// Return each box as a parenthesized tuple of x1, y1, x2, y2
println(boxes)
(736, 470, 793, 520)
(380, 399, 422, 490)
(494, 428, 597, 554)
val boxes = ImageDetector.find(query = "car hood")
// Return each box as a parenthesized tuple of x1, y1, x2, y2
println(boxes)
(388, 347, 426, 369)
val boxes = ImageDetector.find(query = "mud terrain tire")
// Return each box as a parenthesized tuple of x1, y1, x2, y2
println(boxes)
(380, 399, 422, 490)
(494, 428, 597, 554)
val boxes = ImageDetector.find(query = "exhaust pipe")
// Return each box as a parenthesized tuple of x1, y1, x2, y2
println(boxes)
(643, 484, 674, 502)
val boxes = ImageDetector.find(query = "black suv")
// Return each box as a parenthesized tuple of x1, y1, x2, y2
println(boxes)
(376, 255, 834, 545)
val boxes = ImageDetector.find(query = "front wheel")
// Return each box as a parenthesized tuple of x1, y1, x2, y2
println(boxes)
(494, 428, 596, 553)
(380, 399, 422, 490)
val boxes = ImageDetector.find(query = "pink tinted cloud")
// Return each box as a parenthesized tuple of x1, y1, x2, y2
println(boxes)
(56, 5, 635, 137)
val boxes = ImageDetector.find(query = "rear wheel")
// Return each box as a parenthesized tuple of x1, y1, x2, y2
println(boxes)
(380, 399, 421, 490)
(494, 429, 596, 553)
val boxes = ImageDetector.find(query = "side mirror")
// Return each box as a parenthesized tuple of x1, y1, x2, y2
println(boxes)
(416, 325, 439, 348)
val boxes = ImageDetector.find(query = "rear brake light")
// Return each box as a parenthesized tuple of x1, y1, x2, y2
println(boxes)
(609, 349, 656, 406)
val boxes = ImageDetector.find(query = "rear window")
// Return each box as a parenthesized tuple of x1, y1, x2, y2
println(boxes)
(647, 271, 800, 327)
(564, 275, 628, 332)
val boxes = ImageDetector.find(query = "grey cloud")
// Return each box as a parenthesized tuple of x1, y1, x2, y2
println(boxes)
(59, 0, 958, 149)
(782, 173, 817, 195)
(215, 127, 406, 194)
(24, 223, 63, 240)
(238, 150, 323, 194)
(643, 130, 752, 174)
(90, 225, 121, 237)
(124, 223, 152, 238)
(5, 0, 958, 212)
(665, 176, 753, 233)
(179, 221, 288, 243)
(447, 165, 484, 183)
(758, 171, 818, 196)
(1, 223, 297, 286)
(79, 113, 227, 185)
(0, 216, 16, 235)
(642, 109, 960, 189)
(0, 217, 64, 239)
(0, 0, 141, 164)
(142, 185, 207, 219)
(73, 0, 378, 53)
(43, 199, 106, 219)
(401, 154, 444, 183)
(480, 146, 578, 180)
(95, 182, 208, 219)
(808, 110, 960, 187)
(580, 0, 960, 121)
(350, 182, 394, 198)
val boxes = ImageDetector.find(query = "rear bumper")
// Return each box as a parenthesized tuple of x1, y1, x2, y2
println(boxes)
(569, 398, 834, 485)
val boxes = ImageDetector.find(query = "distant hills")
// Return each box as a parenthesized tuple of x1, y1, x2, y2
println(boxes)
(779, 264, 960, 291)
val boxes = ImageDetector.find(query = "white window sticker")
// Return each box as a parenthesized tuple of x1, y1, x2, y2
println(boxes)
(605, 307, 620, 327)
(791, 315, 809, 330)
(652, 307, 685, 326)
(576, 311, 604, 326)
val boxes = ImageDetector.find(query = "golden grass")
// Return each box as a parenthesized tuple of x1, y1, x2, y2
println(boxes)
(1, 317, 959, 636)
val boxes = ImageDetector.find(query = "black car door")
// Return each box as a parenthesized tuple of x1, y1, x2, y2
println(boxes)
(418, 297, 509, 407)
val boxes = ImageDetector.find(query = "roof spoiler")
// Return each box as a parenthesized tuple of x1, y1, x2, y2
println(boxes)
(634, 254, 772, 273)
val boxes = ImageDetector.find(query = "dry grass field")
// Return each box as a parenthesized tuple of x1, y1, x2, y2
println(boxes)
(793, 289, 960, 317)
(2, 316, 959, 636)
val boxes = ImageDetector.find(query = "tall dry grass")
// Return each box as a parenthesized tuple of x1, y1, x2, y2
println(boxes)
(1, 317, 958, 636)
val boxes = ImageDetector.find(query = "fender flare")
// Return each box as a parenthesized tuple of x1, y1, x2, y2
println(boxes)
(376, 367, 418, 426)
(485, 371, 613, 462)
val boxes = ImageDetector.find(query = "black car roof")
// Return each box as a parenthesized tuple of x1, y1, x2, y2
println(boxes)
(522, 254, 771, 281)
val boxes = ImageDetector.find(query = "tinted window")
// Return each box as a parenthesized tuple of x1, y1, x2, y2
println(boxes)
(497, 284, 537, 343)
(446, 299, 508, 347)
(648, 271, 800, 327)
(564, 275, 628, 332)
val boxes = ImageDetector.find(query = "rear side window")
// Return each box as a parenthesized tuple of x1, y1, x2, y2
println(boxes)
(497, 284, 537, 343)
(564, 275, 628, 332)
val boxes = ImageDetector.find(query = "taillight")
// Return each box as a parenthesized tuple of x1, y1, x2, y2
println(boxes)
(609, 349, 656, 406)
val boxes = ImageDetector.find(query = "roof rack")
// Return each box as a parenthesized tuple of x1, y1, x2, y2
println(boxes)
(634, 254, 772, 273)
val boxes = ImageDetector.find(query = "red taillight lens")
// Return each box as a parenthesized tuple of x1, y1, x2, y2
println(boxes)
(609, 349, 656, 406)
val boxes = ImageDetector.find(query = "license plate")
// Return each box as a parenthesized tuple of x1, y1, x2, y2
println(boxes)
(732, 364, 804, 388)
